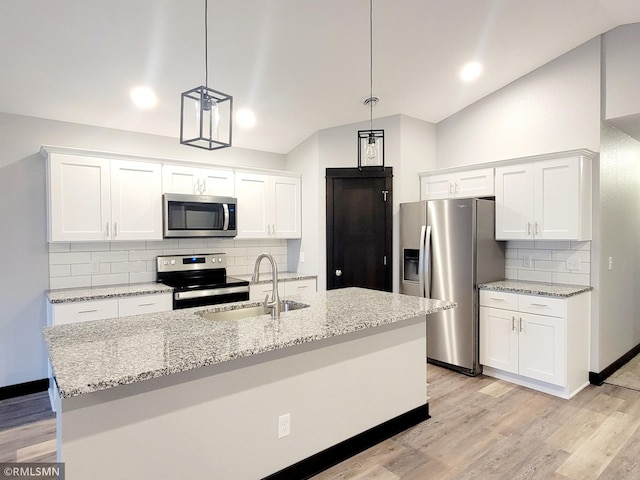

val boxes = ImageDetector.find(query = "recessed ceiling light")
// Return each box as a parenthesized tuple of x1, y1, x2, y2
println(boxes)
(236, 108, 256, 128)
(130, 86, 158, 109)
(460, 62, 483, 82)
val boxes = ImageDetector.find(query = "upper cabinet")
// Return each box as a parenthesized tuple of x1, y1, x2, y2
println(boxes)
(235, 172, 301, 239)
(495, 155, 592, 241)
(420, 168, 494, 200)
(162, 164, 234, 196)
(47, 152, 162, 242)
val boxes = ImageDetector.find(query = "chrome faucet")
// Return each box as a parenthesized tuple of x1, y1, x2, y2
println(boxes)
(252, 253, 281, 318)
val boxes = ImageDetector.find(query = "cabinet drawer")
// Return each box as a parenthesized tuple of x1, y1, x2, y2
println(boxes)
(119, 293, 173, 317)
(249, 282, 284, 301)
(479, 290, 518, 310)
(51, 299, 119, 325)
(284, 278, 317, 296)
(518, 295, 565, 318)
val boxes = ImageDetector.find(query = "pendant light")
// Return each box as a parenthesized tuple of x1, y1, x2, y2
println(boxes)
(358, 0, 384, 171)
(180, 0, 233, 150)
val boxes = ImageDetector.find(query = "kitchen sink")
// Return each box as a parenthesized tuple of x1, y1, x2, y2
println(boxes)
(198, 300, 310, 321)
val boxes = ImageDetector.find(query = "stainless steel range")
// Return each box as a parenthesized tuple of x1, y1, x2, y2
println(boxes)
(156, 253, 250, 309)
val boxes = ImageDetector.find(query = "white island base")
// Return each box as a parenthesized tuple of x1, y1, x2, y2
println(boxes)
(56, 317, 427, 480)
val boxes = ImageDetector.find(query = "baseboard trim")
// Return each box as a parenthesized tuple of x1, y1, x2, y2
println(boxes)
(590, 343, 640, 386)
(263, 403, 430, 480)
(0, 378, 49, 401)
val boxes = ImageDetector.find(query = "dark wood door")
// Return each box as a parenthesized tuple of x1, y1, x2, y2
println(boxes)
(326, 168, 392, 291)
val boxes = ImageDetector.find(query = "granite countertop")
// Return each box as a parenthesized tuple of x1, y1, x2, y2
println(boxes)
(235, 272, 317, 285)
(478, 280, 593, 298)
(46, 282, 174, 304)
(44, 287, 455, 399)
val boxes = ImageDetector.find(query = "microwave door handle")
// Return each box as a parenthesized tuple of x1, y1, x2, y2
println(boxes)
(418, 225, 426, 298)
(424, 225, 432, 298)
(222, 204, 230, 231)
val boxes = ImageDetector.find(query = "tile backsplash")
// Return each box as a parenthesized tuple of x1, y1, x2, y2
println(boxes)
(48, 238, 288, 290)
(504, 240, 591, 286)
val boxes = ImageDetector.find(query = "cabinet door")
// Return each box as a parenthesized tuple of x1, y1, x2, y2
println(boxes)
(235, 172, 270, 238)
(111, 160, 162, 241)
(118, 293, 173, 317)
(420, 173, 452, 200)
(479, 306, 519, 374)
(273, 176, 301, 238)
(201, 169, 235, 197)
(455, 168, 494, 198)
(48, 154, 111, 242)
(495, 164, 535, 240)
(162, 165, 200, 194)
(534, 158, 579, 240)
(50, 299, 119, 325)
(249, 282, 284, 301)
(518, 312, 565, 386)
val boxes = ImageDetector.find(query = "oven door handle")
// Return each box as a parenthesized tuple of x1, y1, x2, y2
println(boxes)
(175, 286, 249, 300)
(223, 204, 230, 231)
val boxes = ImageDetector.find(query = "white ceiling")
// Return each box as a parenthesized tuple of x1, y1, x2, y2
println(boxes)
(2, 0, 640, 154)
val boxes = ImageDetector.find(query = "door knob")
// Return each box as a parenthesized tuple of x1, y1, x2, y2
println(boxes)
(335, 269, 342, 277)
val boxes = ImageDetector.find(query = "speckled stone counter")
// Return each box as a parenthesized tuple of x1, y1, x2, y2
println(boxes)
(478, 280, 592, 298)
(46, 282, 173, 304)
(235, 272, 317, 284)
(44, 287, 455, 398)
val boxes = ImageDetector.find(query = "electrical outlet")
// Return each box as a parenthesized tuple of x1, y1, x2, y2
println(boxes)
(523, 255, 533, 268)
(278, 413, 290, 439)
(566, 257, 581, 270)
(609, 257, 614, 270)
(300, 252, 305, 263)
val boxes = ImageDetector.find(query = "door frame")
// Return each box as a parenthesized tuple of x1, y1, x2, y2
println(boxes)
(326, 167, 393, 291)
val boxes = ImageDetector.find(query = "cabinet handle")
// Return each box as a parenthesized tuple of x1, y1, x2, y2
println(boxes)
(106, 223, 109, 238)
(490, 297, 505, 302)
(78, 309, 98, 314)
(530, 303, 548, 307)
(511, 316, 516, 331)
(527, 222, 532, 236)
(449, 183, 454, 194)
(455, 183, 459, 193)
(535, 222, 540, 235)
(519, 317, 523, 332)
(138, 303, 155, 307)
(114, 222, 117, 237)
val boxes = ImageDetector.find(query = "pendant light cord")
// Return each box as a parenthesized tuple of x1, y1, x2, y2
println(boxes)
(369, 0, 373, 131)
(204, 0, 209, 89)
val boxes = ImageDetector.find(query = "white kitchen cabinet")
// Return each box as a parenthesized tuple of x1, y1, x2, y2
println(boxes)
(162, 164, 234, 196)
(249, 281, 285, 301)
(235, 172, 301, 239)
(479, 289, 590, 399)
(47, 153, 162, 242)
(494, 155, 592, 240)
(420, 168, 494, 200)
(118, 293, 173, 317)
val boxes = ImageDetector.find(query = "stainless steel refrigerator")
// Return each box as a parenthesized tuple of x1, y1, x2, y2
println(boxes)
(400, 198, 505, 376)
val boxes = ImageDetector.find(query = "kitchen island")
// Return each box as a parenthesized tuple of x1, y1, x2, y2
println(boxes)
(45, 287, 455, 480)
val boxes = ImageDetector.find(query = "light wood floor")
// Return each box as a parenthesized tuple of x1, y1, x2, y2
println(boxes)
(3, 365, 640, 479)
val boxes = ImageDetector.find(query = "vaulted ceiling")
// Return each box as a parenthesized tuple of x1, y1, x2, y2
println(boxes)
(2, 0, 640, 154)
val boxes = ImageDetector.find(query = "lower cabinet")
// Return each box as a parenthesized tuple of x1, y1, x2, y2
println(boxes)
(249, 278, 317, 301)
(479, 289, 590, 399)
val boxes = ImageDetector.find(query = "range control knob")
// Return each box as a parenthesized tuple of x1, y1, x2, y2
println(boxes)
(163, 260, 169, 265)
(211, 258, 216, 263)
(170, 260, 176, 265)
(218, 257, 223, 263)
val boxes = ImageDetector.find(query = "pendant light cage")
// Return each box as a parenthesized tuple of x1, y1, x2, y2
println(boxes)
(358, 0, 384, 171)
(180, 0, 233, 151)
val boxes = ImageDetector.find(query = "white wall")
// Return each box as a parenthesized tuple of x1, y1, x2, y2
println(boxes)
(286, 114, 436, 292)
(436, 37, 601, 167)
(0, 112, 285, 388)
(594, 123, 640, 371)
(604, 24, 640, 121)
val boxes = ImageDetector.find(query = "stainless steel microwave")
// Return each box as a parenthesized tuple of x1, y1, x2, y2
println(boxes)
(163, 194, 237, 238)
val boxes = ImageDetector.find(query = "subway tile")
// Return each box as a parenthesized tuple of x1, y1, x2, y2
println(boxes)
(161, 248, 195, 256)
(130, 271, 155, 284)
(551, 250, 590, 262)
(247, 246, 269, 256)
(534, 240, 570, 250)
(70, 242, 110, 252)
(91, 273, 129, 287)
(71, 263, 110, 276)
(147, 239, 178, 249)
(91, 250, 129, 263)
(49, 264, 71, 277)
(270, 246, 287, 255)
(49, 276, 91, 289)
(146, 260, 156, 271)
(48, 243, 70, 253)
(571, 241, 591, 251)
(534, 260, 568, 273)
(517, 249, 552, 261)
(517, 270, 553, 283)
(506, 240, 535, 249)
(50, 252, 91, 265)
(178, 238, 209, 250)
(111, 261, 147, 274)
(506, 258, 529, 270)
(227, 265, 248, 275)
(111, 241, 147, 251)
(208, 238, 236, 249)
(505, 248, 518, 259)
(505, 268, 518, 280)
(128, 249, 164, 261)
(552, 272, 591, 286)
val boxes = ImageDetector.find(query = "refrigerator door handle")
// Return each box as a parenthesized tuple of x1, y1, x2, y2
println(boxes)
(418, 225, 426, 297)
(424, 225, 432, 298)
